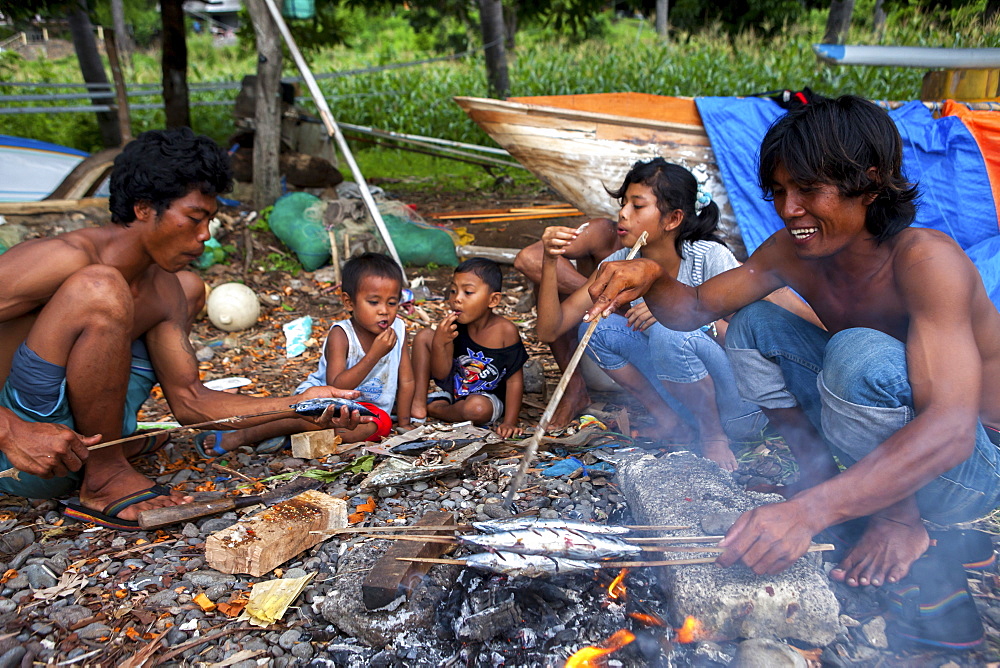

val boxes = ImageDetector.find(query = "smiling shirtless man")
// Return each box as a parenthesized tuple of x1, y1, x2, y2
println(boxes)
(0, 128, 368, 528)
(582, 96, 1000, 599)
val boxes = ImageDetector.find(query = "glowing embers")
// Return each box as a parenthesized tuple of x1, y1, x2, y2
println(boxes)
(563, 629, 637, 668)
(676, 615, 704, 643)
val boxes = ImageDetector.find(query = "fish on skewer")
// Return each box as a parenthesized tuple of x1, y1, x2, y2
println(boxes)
(472, 517, 632, 535)
(462, 551, 601, 578)
(458, 527, 642, 560)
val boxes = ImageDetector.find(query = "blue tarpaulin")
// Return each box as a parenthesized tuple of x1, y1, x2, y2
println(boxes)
(695, 97, 1000, 309)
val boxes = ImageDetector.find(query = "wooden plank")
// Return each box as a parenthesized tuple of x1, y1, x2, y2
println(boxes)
(291, 429, 342, 459)
(0, 197, 109, 215)
(362, 510, 456, 610)
(205, 490, 346, 577)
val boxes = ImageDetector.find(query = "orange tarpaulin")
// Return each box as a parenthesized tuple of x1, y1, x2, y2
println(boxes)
(943, 99, 1000, 230)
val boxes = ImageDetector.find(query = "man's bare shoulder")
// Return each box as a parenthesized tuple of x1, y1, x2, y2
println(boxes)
(0, 231, 99, 273)
(890, 228, 973, 274)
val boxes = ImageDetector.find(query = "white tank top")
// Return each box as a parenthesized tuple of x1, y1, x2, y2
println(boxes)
(295, 317, 404, 413)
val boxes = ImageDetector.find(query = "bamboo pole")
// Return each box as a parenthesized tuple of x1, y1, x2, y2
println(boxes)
(503, 231, 648, 508)
(259, 0, 405, 276)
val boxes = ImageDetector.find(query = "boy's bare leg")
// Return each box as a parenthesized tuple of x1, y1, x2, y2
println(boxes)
(548, 331, 592, 428)
(27, 266, 190, 519)
(661, 375, 738, 471)
(427, 394, 495, 425)
(601, 363, 692, 443)
(410, 328, 434, 420)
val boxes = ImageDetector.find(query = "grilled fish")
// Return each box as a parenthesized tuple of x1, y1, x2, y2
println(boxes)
(472, 518, 631, 535)
(459, 527, 641, 560)
(463, 551, 599, 578)
(291, 397, 376, 417)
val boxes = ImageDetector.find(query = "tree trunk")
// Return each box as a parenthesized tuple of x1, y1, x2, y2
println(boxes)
(161, 0, 191, 128)
(872, 0, 886, 40)
(110, 0, 131, 72)
(244, 0, 283, 208)
(503, 1, 517, 50)
(478, 0, 509, 98)
(67, 0, 121, 148)
(655, 0, 668, 39)
(822, 0, 855, 45)
(985, 0, 999, 23)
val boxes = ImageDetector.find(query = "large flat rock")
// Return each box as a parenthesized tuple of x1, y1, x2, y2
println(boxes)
(617, 452, 841, 646)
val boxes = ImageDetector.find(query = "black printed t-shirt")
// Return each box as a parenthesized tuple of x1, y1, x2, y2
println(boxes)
(438, 323, 528, 400)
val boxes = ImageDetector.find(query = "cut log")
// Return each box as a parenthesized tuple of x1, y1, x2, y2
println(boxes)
(291, 429, 342, 459)
(205, 489, 346, 577)
(0, 198, 109, 216)
(361, 510, 456, 610)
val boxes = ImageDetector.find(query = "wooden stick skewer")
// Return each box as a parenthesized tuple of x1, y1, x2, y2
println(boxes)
(503, 231, 648, 509)
(309, 523, 694, 536)
(396, 544, 834, 569)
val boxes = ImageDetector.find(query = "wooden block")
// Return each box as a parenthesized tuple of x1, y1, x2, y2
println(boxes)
(291, 429, 342, 459)
(205, 490, 346, 577)
(362, 511, 456, 610)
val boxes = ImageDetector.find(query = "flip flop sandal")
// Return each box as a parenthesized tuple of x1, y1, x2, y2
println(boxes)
(886, 552, 985, 650)
(62, 484, 174, 531)
(928, 529, 996, 570)
(126, 432, 171, 461)
(194, 431, 229, 459)
(255, 436, 291, 454)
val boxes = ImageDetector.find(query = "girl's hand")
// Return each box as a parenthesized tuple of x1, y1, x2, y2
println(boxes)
(495, 422, 523, 438)
(433, 312, 459, 346)
(626, 301, 657, 331)
(541, 226, 582, 258)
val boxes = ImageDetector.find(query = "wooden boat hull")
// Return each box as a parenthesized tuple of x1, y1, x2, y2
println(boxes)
(454, 93, 745, 256)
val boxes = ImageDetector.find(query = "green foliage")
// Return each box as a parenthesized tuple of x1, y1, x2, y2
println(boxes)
(90, 0, 163, 47)
(670, 0, 807, 36)
(263, 250, 303, 275)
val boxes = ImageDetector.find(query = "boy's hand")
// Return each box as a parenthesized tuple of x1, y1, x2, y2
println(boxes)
(495, 422, 523, 439)
(541, 225, 582, 258)
(369, 326, 398, 359)
(433, 312, 459, 345)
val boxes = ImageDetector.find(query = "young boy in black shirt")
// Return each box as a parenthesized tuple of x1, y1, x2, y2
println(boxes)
(411, 258, 527, 437)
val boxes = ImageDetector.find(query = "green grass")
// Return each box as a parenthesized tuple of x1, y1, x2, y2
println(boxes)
(1, 4, 998, 180)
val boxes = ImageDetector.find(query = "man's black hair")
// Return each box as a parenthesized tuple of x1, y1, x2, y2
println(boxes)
(758, 95, 918, 242)
(342, 252, 404, 299)
(109, 127, 233, 225)
(455, 257, 502, 293)
(607, 157, 724, 258)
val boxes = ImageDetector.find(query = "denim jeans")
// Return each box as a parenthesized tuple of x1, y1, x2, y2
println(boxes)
(726, 300, 1000, 523)
(580, 314, 766, 439)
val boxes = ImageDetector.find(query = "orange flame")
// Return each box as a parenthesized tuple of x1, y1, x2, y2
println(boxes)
(606, 568, 628, 601)
(628, 611, 666, 627)
(564, 629, 636, 668)
(675, 616, 703, 643)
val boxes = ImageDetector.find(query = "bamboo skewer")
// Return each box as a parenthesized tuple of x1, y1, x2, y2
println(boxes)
(503, 231, 649, 509)
(309, 523, 694, 535)
(396, 544, 834, 569)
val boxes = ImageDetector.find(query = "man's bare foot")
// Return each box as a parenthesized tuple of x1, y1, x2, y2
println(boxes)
(703, 437, 738, 471)
(548, 385, 591, 430)
(830, 516, 930, 587)
(80, 462, 192, 521)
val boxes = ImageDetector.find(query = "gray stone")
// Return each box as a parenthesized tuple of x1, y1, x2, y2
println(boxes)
(0, 599, 13, 615)
(321, 540, 457, 648)
(860, 616, 888, 649)
(521, 358, 545, 394)
(205, 584, 228, 601)
(76, 622, 112, 640)
(52, 605, 93, 629)
(290, 643, 313, 659)
(146, 589, 179, 607)
(181, 523, 200, 538)
(0, 646, 26, 668)
(22, 563, 56, 590)
(278, 629, 301, 649)
(616, 452, 841, 646)
(187, 570, 238, 588)
(700, 510, 743, 536)
(284, 568, 308, 580)
(0, 528, 33, 554)
(733, 638, 808, 667)
(4, 574, 27, 591)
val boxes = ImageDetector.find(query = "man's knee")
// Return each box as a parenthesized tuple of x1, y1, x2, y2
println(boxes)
(57, 266, 132, 323)
(513, 243, 543, 283)
(177, 271, 207, 322)
(726, 300, 779, 351)
(822, 328, 908, 406)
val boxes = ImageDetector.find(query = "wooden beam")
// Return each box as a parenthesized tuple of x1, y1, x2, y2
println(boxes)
(205, 490, 346, 577)
(361, 510, 456, 610)
(0, 198, 109, 216)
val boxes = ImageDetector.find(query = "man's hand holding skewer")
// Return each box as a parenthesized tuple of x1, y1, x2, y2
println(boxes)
(716, 500, 820, 575)
(0, 410, 98, 479)
(583, 258, 663, 323)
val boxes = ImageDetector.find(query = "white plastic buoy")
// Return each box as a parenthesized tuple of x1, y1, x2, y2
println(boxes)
(207, 282, 260, 332)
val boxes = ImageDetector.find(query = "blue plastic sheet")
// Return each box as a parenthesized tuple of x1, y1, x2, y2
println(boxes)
(696, 97, 1000, 308)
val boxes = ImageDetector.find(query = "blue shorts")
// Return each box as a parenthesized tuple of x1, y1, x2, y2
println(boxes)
(0, 341, 157, 499)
